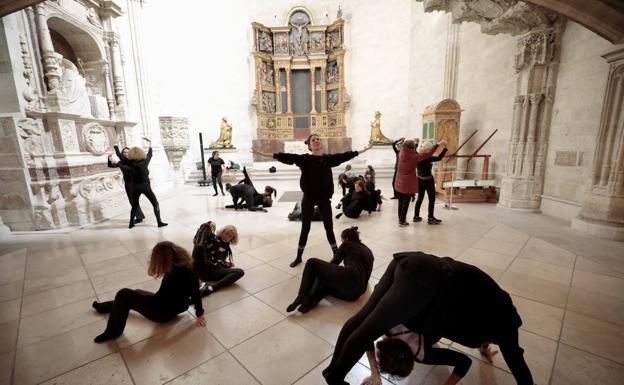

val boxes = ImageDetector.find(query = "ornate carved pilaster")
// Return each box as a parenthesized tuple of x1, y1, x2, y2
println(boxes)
(34, 4, 62, 93)
(310, 67, 317, 113)
(443, 17, 461, 99)
(499, 24, 564, 210)
(285, 67, 292, 113)
(572, 45, 624, 241)
(159, 117, 190, 184)
(104, 32, 126, 112)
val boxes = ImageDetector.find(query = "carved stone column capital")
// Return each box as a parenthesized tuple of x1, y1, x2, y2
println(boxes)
(528, 93, 544, 105)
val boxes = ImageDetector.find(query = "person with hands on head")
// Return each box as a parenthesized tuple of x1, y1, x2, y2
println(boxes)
(251, 135, 372, 268)
(192, 220, 243, 297)
(92, 241, 206, 343)
(108, 136, 145, 224)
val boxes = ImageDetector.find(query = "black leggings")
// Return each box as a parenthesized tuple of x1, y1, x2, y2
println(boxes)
(298, 197, 336, 251)
(418, 338, 472, 377)
(212, 171, 224, 194)
(323, 255, 533, 385)
(130, 182, 162, 225)
(415, 178, 436, 218)
(124, 183, 144, 221)
(396, 192, 412, 222)
(298, 258, 365, 304)
(194, 263, 244, 292)
(99, 288, 178, 337)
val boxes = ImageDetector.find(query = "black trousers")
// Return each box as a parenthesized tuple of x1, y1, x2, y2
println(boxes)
(212, 171, 224, 194)
(100, 288, 178, 337)
(298, 197, 336, 251)
(130, 182, 162, 225)
(323, 254, 533, 385)
(124, 183, 144, 220)
(298, 258, 365, 304)
(396, 192, 412, 222)
(415, 178, 436, 218)
(194, 262, 244, 291)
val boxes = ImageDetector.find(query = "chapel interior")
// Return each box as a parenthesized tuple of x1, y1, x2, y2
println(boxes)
(0, 0, 624, 384)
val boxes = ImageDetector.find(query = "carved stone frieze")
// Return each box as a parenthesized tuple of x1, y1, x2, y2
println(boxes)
(19, 35, 43, 112)
(417, 0, 556, 36)
(515, 27, 557, 72)
(82, 122, 110, 155)
(17, 118, 45, 163)
(78, 173, 124, 201)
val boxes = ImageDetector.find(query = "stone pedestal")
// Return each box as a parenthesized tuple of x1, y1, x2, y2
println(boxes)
(572, 45, 624, 241)
(159, 117, 190, 185)
(365, 145, 395, 166)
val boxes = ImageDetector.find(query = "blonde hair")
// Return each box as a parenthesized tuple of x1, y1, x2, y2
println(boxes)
(127, 146, 146, 161)
(148, 241, 192, 278)
(217, 224, 239, 245)
(419, 141, 433, 153)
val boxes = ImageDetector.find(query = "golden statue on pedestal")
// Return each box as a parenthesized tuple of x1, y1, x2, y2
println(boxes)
(209, 117, 234, 148)
(369, 111, 393, 145)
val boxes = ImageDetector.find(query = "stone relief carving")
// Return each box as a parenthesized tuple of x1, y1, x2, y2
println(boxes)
(86, 7, 102, 28)
(262, 62, 274, 85)
(326, 62, 339, 83)
(258, 30, 273, 53)
(417, 0, 555, 36)
(514, 27, 557, 72)
(60, 122, 79, 152)
(60, 59, 92, 116)
(19, 35, 42, 112)
(262, 92, 276, 113)
(274, 33, 289, 54)
(309, 32, 325, 53)
(290, 11, 310, 56)
(78, 173, 124, 201)
(328, 90, 339, 111)
(17, 118, 44, 162)
(326, 31, 341, 52)
(82, 122, 110, 155)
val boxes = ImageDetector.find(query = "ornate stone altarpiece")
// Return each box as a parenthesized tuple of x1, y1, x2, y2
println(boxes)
(251, 7, 351, 158)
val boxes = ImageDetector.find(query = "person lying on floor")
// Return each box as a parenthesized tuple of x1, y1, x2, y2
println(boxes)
(225, 167, 276, 212)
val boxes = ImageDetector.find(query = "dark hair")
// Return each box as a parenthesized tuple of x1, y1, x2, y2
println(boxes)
(122, 147, 130, 152)
(376, 338, 415, 379)
(148, 241, 192, 278)
(341, 226, 360, 242)
(304, 134, 320, 150)
(265, 186, 277, 197)
(212, 150, 219, 157)
(355, 179, 366, 190)
(225, 183, 232, 191)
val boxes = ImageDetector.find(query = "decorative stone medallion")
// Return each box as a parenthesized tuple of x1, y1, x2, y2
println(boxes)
(82, 122, 110, 155)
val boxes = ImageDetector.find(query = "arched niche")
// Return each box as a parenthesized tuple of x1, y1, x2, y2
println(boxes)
(47, 16, 105, 63)
(285, 6, 314, 25)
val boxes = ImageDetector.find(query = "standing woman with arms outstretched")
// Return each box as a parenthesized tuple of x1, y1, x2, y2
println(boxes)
(120, 137, 168, 228)
(252, 134, 372, 267)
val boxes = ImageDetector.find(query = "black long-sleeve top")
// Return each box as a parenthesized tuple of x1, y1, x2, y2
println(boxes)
(118, 148, 153, 184)
(273, 151, 358, 201)
(108, 145, 133, 184)
(330, 240, 374, 291)
(192, 222, 232, 268)
(416, 148, 448, 178)
(153, 265, 204, 317)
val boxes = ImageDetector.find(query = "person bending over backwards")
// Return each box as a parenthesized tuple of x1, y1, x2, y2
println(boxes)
(225, 167, 276, 211)
(252, 134, 372, 267)
(323, 252, 533, 385)
(192, 221, 243, 297)
(92, 241, 206, 343)
(108, 139, 145, 224)
(118, 137, 167, 228)
(287, 226, 373, 313)
(335, 180, 371, 219)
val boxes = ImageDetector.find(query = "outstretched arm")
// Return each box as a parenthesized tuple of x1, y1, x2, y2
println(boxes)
(250, 148, 274, 158)
(392, 138, 405, 154)
(360, 350, 382, 385)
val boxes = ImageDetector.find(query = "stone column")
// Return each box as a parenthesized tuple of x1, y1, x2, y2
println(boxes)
(310, 67, 316, 113)
(103, 63, 115, 118)
(105, 32, 126, 113)
(442, 16, 460, 99)
(499, 25, 564, 210)
(274, 65, 281, 113)
(572, 45, 624, 241)
(320, 63, 327, 112)
(286, 67, 292, 113)
(34, 4, 62, 93)
(159, 117, 190, 184)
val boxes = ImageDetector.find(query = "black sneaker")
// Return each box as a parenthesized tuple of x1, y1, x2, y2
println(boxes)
(413, 217, 423, 222)
(335, 213, 343, 219)
(428, 217, 442, 225)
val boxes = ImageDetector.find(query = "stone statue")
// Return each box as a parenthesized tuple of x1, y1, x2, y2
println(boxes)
(369, 111, 393, 145)
(262, 63, 274, 85)
(210, 117, 234, 148)
(258, 31, 273, 53)
(327, 63, 339, 83)
(328, 92, 339, 111)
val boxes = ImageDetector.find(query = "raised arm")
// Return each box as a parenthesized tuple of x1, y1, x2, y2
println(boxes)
(430, 147, 448, 162)
(328, 150, 359, 167)
(392, 138, 405, 154)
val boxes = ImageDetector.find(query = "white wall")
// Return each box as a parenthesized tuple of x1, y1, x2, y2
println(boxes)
(541, 21, 611, 212)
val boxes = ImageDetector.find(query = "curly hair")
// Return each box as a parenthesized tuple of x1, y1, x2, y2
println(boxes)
(217, 224, 239, 245)
(127, 146, 146, 160)
(376, 338, 415, 379)
(148, 241, 192, 278)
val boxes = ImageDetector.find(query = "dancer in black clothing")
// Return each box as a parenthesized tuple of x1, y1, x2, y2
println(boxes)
(360, 325, 480, 385)
(323, 252, 533, 385)
(338, 174, 356, 197)
(225, 167, 276, 211)
(414, 141, 448, 224)
(118, 137, 167, 228)
(207, 151, 225, 196)
(252, 134, 372, 267)
(287, 227, 373, 313)
(390, 138, 404, 199)
(335, 180, 371, 219)
(192, 221, 243, 297)
(107, 145, 145, 223)
(92, 241, 206, 343)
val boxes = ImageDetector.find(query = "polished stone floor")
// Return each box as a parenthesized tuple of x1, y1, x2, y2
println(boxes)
(1, 179, 623, 385)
